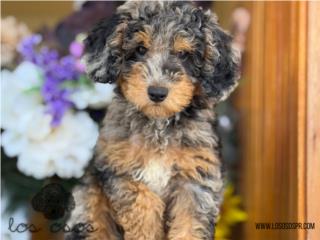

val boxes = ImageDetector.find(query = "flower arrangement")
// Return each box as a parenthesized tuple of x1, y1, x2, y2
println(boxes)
(1, 33, 115, 179)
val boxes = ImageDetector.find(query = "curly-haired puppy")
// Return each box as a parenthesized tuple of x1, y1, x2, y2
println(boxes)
(66, 1, 240, 240)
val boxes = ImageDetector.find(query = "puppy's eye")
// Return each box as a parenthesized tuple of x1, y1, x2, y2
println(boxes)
(136, 46, 147, 56)
(177, 50, 189, 60)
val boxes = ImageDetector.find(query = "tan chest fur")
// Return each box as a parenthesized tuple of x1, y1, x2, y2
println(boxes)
(131, 155, 172, 196)
(97, 135, 219, 196)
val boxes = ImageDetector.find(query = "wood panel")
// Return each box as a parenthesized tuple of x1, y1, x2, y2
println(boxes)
(1, 1, 73, 31)
(306, 2, 320, 239)
(235, 1, 308, 239)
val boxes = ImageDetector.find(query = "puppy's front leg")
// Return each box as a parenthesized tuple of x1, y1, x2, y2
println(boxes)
(96, 166, 165, 240)
(166, 180, 221, 240)
(165, 148, 223, 240)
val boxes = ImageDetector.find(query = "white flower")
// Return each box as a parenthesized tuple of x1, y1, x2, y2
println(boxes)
(70, 82, 115, 109)
(1, 61, 43, 130)
(1, 62, 99, 179)
(11, 111, 98, 179)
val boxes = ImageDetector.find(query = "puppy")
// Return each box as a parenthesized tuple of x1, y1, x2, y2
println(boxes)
(66, 1, 240, 240)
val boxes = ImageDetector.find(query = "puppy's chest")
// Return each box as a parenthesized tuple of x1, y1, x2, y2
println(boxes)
(131, 155, 172, 196)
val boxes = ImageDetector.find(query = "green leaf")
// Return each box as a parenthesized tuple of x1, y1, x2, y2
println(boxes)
(23, 86, 41, 94)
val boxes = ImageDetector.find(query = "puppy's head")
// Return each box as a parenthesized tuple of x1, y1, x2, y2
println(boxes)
(85, 1, 240, 119)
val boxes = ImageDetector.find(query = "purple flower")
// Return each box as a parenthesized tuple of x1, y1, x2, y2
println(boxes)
(36, 47, 59, 67)
(69, 41, 84, 58)
(75, 60, 86, 73)
(18, 34, 83, 126)
(17, 34, 42, 61)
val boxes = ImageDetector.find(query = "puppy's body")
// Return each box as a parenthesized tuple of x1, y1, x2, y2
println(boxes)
(67, 96, 221, 240)
(66, 1, 239, 240)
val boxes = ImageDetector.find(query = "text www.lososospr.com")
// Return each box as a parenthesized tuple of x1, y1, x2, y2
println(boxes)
(255, 222, 315, 230)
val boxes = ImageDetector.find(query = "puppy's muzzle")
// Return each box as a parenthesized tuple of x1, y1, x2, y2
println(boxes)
(148, 86, 168, 103)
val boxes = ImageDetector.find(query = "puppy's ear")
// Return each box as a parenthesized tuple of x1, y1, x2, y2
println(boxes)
(84, 15, 127, 83)
(201, 10, 240, 101)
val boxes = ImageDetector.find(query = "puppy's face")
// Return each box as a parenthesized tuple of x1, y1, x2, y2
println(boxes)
(119, 22, 197, 118)
(85, 1, 240, 119)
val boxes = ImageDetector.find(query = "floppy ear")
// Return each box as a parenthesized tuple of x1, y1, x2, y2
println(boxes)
(201, 10, 240, 101)
(84, 15, 127, 83)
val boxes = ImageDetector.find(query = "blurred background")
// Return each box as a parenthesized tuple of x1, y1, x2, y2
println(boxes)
(1, 1, 319, 240)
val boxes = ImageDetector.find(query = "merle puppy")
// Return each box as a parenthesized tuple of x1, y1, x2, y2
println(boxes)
(66, 1, 240, 240)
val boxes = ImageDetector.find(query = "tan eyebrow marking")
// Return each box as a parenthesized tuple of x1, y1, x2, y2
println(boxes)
(173, 35, 195, 52)
(134, 27, 152, 48)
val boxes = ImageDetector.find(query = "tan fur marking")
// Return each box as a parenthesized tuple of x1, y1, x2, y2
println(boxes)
(86, 184, 118, 240)
(120, 64, 195, 118)
(135, 29, 152, 48)
(119, 64, 151, 116)
(160, 74, 195, 117)
(96, 134, 158, 174)
(114, 182, 165, 240)
(98, 133, 219, 179)
(119, 64, 150, 116)
(97, 134, 218, 186)
(109, 22, 127, 47)
(167, 192, 205, 240)
(95, 134, 219, 239)
(165, 148, 219, 240)
(173, 35, 195, 53)
(169, 146, 220, 182)
(142, 74, 195, 118)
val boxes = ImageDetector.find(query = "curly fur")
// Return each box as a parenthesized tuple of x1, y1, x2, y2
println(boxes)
(66, 1, 240, 240)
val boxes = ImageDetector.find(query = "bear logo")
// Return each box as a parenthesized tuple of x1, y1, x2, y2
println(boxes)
(31, 183, 75, 220)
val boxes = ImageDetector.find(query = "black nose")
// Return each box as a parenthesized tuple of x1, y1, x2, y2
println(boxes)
(148, 86, 168, 102)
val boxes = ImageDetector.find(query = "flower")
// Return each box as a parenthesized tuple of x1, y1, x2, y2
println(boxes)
(2, 111, 98, 179)
(18, 35, 82, 126)
(215, 184, 247, 239)
(1, 62, 43, 130)
(17, 34, 43, 64)
(66, 36, 115, 109)
(71, 82, 116, 109)
(70, 41, 84, 58)
(1, 16, 30, 67)
(69, 38, 86, 73)
(1, 62, 99, 179)
(17, 34, 115, 126)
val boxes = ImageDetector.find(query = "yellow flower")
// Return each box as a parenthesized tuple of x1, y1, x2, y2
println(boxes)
(215, 184, 247, 240)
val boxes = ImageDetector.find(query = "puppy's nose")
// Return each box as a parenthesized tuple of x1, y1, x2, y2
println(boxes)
(148, 86, 168, 102)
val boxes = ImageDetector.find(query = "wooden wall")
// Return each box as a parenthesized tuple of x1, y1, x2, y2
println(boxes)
(233, 1, 320, 240)
(1, 1, 73, 31)
(306, 2, 320, 240)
